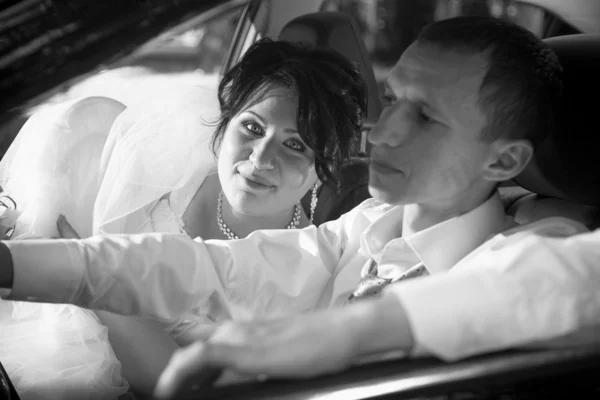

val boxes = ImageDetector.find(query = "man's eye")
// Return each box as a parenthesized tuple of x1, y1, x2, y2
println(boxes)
(286, 140, 306, 152)
(418, 110, 433, 124)
(382, 94, 396, 106)
(244, 122, 263, 135)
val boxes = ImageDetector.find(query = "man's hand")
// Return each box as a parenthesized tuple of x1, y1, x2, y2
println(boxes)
(153, 306, 369, 399)
(153, 291, 414, 400)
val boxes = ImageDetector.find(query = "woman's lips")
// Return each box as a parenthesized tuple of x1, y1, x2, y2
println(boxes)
(238, 172, 276, 191)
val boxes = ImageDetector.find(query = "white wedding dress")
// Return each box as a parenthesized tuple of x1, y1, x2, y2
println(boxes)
(0, 85, 220, 399)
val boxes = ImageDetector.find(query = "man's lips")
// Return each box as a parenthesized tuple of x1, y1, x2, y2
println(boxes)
(369, 158, 402, 174)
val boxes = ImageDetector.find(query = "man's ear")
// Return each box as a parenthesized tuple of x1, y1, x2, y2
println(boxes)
(482, 139, 533, 182)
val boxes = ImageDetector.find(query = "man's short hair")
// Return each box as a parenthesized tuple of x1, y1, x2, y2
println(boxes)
(418, 16, 563, 147)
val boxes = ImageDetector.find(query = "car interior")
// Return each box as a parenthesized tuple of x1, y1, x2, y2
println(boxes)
(1, 0, 600, 399)
(192, 9, 600, 400)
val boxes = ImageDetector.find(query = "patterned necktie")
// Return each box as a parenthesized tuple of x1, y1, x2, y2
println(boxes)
(346, 259, 426, 304)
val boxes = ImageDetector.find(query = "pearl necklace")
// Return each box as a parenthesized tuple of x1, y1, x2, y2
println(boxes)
(217, 191, 302, 240)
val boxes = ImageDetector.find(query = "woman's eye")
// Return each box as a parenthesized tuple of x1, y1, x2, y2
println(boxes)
(243, 122, 263, 135)
(286, 140, 305, 152)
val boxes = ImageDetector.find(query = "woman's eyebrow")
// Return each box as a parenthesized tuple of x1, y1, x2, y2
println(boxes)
(246, 110, 299, 134)
(245, 111, 266, 124)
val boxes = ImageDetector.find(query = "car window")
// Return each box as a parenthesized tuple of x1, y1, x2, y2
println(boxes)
(127, 6, 243, 76)
(59, 4, 244, 105)
(0, 2, 245, 158)
(321, 0, 579, 94)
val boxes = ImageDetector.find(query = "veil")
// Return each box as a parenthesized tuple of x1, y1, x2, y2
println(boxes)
(0, 96, 126, 239)
(0, 96, 131, 398)
(93, 84, 221, 235)
(0, 86, 220, 398)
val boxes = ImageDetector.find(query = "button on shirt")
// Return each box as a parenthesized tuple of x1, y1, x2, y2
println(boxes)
(5, 192, 592, 361)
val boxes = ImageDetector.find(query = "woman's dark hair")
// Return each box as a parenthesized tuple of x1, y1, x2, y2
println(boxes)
(212, 38, 367, 188)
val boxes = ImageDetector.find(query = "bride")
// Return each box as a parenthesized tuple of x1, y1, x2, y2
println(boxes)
(0, 38, 367, 398)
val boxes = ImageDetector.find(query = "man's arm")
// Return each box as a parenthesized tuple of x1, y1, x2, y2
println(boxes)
(154, 226, 600, 399)
(393, 224, 600, 360)
(0, 221, 347, 321)
(154, 292, 414, 399)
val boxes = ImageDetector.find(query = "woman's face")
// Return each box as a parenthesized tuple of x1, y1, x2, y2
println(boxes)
(217, 87, 318, 216)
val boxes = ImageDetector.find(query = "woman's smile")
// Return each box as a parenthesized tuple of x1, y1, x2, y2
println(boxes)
(237, 172, 276, 192)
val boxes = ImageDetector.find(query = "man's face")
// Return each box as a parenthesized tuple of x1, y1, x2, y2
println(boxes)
(368, 42, 497, 206)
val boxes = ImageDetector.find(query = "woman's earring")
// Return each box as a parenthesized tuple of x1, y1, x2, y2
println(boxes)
(310, 182, 319, 225)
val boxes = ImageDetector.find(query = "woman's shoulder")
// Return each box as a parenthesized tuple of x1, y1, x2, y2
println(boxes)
(147, 171, 218, 236)
(170, 170, 217, 215)
(146, 196, 186, 234)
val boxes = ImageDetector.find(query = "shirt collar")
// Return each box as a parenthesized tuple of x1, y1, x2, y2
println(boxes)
(360, 191, 508, 275)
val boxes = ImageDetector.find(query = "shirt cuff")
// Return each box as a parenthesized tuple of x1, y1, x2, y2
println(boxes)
(4, 239, 83, 304)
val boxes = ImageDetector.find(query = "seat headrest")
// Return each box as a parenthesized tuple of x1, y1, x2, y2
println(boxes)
(279, 12, 382, 127)
(515, 34, 600, 206)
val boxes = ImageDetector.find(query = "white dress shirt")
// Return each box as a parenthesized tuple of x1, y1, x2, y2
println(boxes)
(7, 193, 594, 361)
(390, 216, 594, 360)
(5, 194, 506, 333)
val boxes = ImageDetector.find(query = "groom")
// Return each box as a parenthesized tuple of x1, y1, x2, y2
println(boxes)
(0, 16, 585, 396)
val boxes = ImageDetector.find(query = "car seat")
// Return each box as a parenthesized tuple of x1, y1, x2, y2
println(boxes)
(284, 11, 600, 229)
(505, 33, 600, 230)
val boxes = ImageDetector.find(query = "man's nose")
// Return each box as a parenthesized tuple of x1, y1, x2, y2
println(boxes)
(368, 104, 411, 148)
(249, 138, 276, 170)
